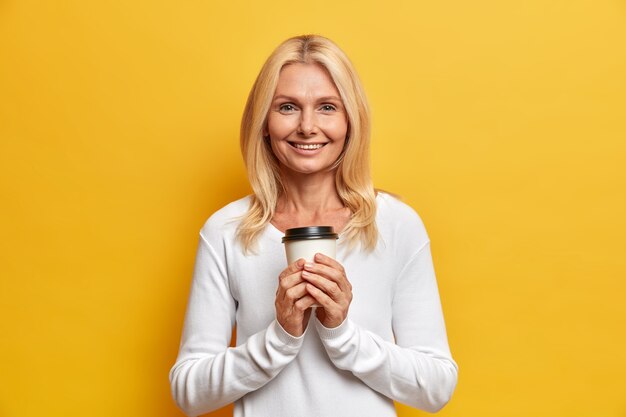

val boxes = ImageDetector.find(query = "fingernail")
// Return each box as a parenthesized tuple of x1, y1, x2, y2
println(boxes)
(304, 262, 315, 269)
(301, 270, 310, 278)
(314, 253, 324, 260)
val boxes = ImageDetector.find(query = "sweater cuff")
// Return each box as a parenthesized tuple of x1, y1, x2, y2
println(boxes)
(270, 319, 307, 350)
(315, 317, 355, 341)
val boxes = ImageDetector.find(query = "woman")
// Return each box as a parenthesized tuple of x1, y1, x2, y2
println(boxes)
(169, 34, 458, 417)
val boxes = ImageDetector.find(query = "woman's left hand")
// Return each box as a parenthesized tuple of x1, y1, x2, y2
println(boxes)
(301, 253, 353, 329)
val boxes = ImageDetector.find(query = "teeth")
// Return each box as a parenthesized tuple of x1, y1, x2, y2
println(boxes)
(293, 143, 324, 150)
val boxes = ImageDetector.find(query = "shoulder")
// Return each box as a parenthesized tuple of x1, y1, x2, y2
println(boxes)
(199, 195, 251, 244)
(376, 191, 425, 227)
(376, 191, 430, 250)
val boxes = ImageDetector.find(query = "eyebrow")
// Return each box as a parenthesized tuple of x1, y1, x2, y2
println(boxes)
(272, 94, 342, 103)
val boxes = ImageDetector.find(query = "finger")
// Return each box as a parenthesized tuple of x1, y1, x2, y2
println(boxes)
(294, 294, 317, 311)
(277, 261, 306, 296)
(278, 269, 305, 291)
(278, 258, 306, 281)
(306, 283, 337, 310)
(303, 261, 350, 292)
(301, 271, 343, 301)
(283, 282, 309, 303)
(313, 253, 344, 271)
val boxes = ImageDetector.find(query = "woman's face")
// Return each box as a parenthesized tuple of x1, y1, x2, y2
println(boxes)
(266, 63, 348, 178)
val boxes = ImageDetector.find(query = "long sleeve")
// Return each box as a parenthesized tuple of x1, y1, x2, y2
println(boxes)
(314, 241, 458, 413)
(169, 233, 305, 417)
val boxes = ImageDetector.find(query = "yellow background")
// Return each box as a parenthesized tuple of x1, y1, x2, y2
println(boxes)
(1, 1, 625, 416)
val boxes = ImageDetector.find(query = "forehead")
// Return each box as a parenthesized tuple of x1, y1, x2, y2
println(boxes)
(274, 63, 340, 98)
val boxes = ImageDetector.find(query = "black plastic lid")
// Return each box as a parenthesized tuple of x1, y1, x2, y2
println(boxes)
(281, 226, 338, 243)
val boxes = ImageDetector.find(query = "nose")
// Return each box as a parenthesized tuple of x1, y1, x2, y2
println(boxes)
(298, 108, 318, 136)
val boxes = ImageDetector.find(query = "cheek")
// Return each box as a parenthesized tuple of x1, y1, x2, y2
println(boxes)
(269, 139, 286, 163)
(325, 118, 349, 140)
(267, 114, 297, 138)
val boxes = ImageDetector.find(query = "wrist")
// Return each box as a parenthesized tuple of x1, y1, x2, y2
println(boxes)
(272, 319, 307, 347)
(315, 316, 352, 340)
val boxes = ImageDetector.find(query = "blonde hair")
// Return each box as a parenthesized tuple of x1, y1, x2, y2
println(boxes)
(238, 34, 377, 253)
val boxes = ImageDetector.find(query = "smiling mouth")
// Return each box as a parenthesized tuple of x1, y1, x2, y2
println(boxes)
(289, 142, 327, 150)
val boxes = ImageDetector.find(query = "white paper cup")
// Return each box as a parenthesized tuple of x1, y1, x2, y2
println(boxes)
(282, 226, 338, 264)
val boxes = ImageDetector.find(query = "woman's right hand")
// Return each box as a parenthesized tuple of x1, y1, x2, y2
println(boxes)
(275, 259, 317, 337)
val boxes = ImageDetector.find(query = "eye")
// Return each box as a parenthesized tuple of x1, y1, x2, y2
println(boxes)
(320, 104, 337, 112)
(278, 103, 297, 113)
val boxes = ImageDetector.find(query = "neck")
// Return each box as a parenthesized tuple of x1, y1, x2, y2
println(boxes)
(277, 169, 343, 215)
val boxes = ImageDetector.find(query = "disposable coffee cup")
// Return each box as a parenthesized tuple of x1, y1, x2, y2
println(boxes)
(281, 226, 338, 264)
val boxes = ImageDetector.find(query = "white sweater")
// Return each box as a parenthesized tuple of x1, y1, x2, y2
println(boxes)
(169, 192, 458, 417)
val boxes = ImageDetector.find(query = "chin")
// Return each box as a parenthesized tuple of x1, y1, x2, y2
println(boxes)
(283, 163, 335, 176)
